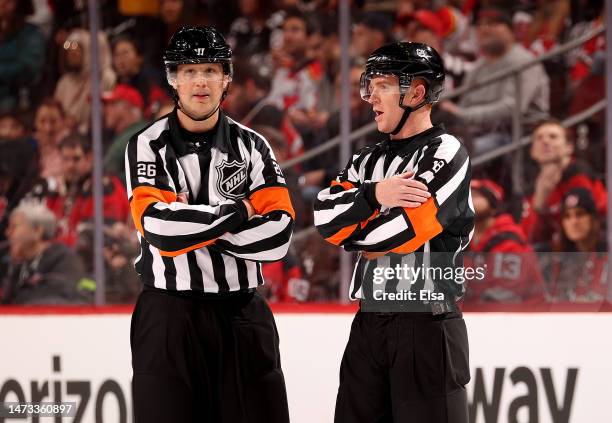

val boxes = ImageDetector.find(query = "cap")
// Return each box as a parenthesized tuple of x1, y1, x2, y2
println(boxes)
(102, 84, 145, 111)
(562, 187, 597, 215)
(477, 8, 513, 28)
(410, 10, 444, 37)
(471, 179, 504, 209)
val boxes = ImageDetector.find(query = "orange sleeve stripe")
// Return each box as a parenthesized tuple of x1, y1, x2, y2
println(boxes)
(250, 186, 296, 220)
(325, 223, 358, 246)
(391, 198, 443, 254)
(130, 186, 177, 235)
(331, 180, 356, 190)
(158, 239, 215, 257)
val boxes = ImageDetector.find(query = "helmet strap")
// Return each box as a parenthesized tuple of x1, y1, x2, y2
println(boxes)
(389, 97, 429, 136)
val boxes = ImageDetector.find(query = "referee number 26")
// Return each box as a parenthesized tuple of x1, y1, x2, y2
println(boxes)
(136, 162, 157, 178)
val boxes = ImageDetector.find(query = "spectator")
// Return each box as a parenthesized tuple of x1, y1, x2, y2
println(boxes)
(0, 0, 45, 113)
(268, 8, 324, 132)
(252, 124, 307, 226)
(302, 63, 376, 194)
(439, 7, 550, 155)
(566, 0, 605, 120)
(0, 112, 27, 141)
(32, 98, 69, 179)
(25, 134, 129, 247)
(224, 61, 304, 161)
(522, 119, 607, 245)
(524, 0, 569, 55)
(465, 179, 545, 304)
(260, 251, 307, 302)
(227, 0, 275, 74)
(352, 11, 394, 60)
(256, 125, 307, 297)
(54, 29, 116, 134)
(111, 34, 169, 118)
(295, 231, 339, 301)
(403, 9, 476, 89)
(76, 220, 141, 303)
(0, 139, 39, 244)
(102, 84, 149, 183)
(1, 202, 88, 304)
(544, 188, 607, 302)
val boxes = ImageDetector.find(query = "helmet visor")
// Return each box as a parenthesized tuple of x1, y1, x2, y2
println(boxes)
(359, 72, 401, 101)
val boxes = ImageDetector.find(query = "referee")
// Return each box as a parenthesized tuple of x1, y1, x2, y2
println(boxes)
(126, 26, 294, 423)
(314, 42, 474, 422)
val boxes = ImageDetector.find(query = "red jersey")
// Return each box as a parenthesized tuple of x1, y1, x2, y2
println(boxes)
(27, 175, 130, 246)
(261, 255, 307, 302)
(546, 250, 608, 302)
(522, 159, 607, 244)
(466, 214, 546, 304)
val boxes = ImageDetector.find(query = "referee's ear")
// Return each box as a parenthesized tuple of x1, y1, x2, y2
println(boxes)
(407, 78, 428, 106)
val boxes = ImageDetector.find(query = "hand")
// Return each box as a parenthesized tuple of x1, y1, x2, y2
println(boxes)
(375, 172, 431, 208)
(242, 199, 256, 219)
(533, 164, 562, 211)
(362, 251, 387, 260)
(176, 192, 188, 204)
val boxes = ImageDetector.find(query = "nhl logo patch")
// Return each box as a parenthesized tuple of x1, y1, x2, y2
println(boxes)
(216, 159, 247, 200)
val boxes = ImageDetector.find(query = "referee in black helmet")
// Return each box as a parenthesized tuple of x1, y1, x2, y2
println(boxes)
(314, 42, 474, 422)
(126, 26, 293, 423)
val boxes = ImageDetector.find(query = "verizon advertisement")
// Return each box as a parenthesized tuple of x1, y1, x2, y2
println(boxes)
(0, 312, 610, 423)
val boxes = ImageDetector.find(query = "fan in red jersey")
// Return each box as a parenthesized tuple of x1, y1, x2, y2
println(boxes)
(466, 179, 547, 304)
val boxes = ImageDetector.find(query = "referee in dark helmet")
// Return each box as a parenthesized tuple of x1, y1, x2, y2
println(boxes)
(314, 42, 475, 423)
(127, 26, 294, 423)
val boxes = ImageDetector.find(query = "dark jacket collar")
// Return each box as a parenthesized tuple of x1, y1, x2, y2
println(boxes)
(381, 124, 446, 155)
(167, 107, 230, 156)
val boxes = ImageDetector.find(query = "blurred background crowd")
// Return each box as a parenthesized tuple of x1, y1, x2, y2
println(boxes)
(0, 0, 608, 306)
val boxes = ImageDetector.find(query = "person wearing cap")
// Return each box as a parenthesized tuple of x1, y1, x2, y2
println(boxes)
(102, 84, 149, 184)
(126, 26, 294, 423)
(545, 187, 608, 302)
(352, 11, 395, 60)
(466, 179, 545, 304)
(439, 7, 550, 155)
(402, 9, 476, 90)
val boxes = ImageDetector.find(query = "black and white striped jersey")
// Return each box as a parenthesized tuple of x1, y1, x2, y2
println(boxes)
(314, 125, 475, 300)
(125, 109, 295, 293)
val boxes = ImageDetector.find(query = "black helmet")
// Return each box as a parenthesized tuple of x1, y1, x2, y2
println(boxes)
(164, 26, 233, 77)
(361, 42, 445, 104)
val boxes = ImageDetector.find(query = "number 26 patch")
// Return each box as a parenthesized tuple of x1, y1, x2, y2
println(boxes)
(136, 162, 156, 178)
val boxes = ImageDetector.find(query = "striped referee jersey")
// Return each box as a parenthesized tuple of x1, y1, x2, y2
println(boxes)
(314, 125, 475, 300)
(125, 109, 295, 293)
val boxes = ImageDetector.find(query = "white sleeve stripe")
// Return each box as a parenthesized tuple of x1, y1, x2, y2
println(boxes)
(158, 145, 177, 193)
(435, 157, 469, 205)
(152, 201, 222, 215)
(314, 203, 357, 226)
(434, 134, 461, 161)
(143, 212, 235, 237)
(316, 187, 358, 202)
(351, 215, 408, 246)
(219, 216, 292, 246)
(225, 240, 291, 261)
(248, 143, 266, 191)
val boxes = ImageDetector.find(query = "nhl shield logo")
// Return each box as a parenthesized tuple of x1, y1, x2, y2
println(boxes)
(216, 159, 247, 199)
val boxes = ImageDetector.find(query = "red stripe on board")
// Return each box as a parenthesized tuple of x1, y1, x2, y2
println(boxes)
(0, 302, 610, 315)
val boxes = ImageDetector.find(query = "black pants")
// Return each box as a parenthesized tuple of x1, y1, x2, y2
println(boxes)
(335, 310, 470, 423)
(131, 287, 290, 423)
